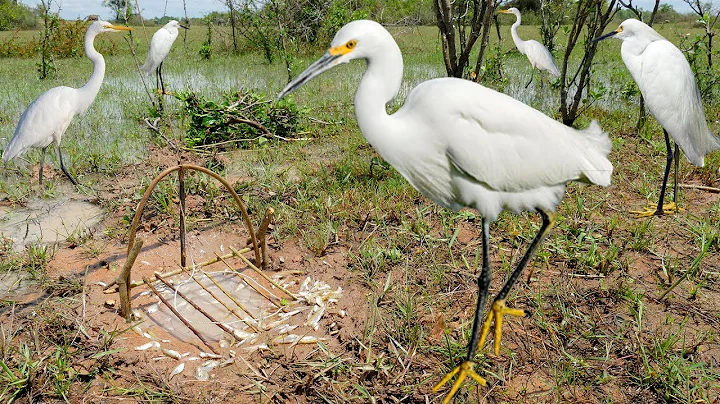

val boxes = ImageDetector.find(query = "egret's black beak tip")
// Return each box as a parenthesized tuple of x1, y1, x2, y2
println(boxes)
(591, 31, 618, 43)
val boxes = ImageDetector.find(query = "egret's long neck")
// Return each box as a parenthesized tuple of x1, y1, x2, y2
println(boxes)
(510, 13, 526, 53)
(78, 29, 105, 112)
(354, 40, 403, 150)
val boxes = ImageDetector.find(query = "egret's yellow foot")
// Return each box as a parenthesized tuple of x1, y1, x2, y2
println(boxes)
(477, 299, 526, 355)
(432, 361, 486, 404)
(155, 89, 175, 96)
(630, 201, 684, 218)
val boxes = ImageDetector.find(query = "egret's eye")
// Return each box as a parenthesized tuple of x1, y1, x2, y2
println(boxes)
(346, 40, 357, 49)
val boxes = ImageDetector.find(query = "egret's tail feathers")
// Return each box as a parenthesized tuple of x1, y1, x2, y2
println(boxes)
(2, 136, 25, 162)
(140, 59, 153, 75)
(578, 120, 613, 187)
(548, 63, 560, 77)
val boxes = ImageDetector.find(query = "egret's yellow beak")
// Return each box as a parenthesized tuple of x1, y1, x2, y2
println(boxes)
(109, 25, 133, 31)
(497, 9, 512, 14)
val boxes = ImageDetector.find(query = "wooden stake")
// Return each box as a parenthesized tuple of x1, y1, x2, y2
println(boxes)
(118, 239, 143, 321)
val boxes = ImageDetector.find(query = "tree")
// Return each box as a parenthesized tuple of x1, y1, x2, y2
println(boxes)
(434, 0, 498, 79)
(559, 0, 618, 126)
(103, 0, 130, 22)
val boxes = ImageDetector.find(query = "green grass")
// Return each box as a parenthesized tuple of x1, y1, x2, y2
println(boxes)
(0, 20, 719, 403)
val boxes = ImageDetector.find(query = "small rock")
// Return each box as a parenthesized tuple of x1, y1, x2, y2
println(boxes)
(104, 300, 115, 308)
(279, 256, 285, 264)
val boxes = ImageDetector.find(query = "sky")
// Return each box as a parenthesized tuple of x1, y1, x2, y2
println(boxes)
(19, 0, 228, 20)
(19, 0, 696, 20)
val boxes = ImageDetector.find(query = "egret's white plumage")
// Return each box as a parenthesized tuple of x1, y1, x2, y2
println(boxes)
(606, 19, 719, 165)
(278, 20, 612, 401)
(499, 8, 560, 78)
(2, 20, 132, 185)
(140, 20, 187, 75)
(596, 19, 720, 215)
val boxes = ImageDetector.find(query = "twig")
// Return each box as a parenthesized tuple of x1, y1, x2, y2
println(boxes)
(155, 274, 240, 342)
(230, 246, 297, 300)
(215, 252, 284, 308)
(144, 276, 218, 353)
(679, 183, 720, 193)
(144, 117, 180, 152)
(185, 271, 260, 333)
(104, 247, 252, 293)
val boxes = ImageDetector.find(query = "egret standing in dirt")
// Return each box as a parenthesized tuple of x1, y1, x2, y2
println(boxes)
(2, 20, 132, 185)
(595, 19, 720, 217)
(498, 8, 560, 88)
(141, 20, 189, 95)
(278, 20, 613, 403)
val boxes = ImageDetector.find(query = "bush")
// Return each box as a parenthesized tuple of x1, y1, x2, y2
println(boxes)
(0, 2, 38, 31)
(177, 90, 305, 149)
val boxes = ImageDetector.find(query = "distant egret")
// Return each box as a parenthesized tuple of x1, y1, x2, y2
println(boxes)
(595, 19, 720, 216)
(141, 20, 189, 95)
(278, 20, 612, 403)
(2, 20, 132, 185)
(498, 8, 560, 88)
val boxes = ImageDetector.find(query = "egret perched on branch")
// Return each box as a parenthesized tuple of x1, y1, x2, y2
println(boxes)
(594, 19, 720, 217)
(2, 20, 132, 185)
(278, 20, 612, 403)
(141, 20, 189, 95)
(498, 8, 560, 88)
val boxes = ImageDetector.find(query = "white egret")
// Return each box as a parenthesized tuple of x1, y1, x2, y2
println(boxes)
(498, 8, 560, 88)
(140, 20, 189, 95)
(2, 20, 132, 185)
(595, 19, 720, 217)
(278, 20, 613, 403)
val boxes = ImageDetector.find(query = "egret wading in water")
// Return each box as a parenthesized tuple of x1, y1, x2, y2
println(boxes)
(2, 20, 132, 185)
(595, 19, 720, 217)
(141, 20, 189, 95)
(498, 8, 560, 88)
(278, 20, 613, 402)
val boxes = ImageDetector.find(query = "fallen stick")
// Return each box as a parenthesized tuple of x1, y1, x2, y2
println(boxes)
(679, 183, 720, 193)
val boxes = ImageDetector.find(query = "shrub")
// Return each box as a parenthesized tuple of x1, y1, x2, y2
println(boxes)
(177, 90, 305, 149)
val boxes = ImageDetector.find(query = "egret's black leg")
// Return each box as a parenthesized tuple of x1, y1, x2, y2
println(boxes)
(159, 62, 165, 95)
(155, 66, 160, 92)
(655, 129, 674, 215)
(673, 143, 680, 203)
(525, 68, 535, 88)
(466, 219, 492, 361)
(433, 219, 491, 402)
(57, 147, 78, 185)
(38, 146, 48, 185)
(478, 209, 555, 354)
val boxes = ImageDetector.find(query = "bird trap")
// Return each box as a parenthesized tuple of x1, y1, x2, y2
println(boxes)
(102, 165, 343, 377)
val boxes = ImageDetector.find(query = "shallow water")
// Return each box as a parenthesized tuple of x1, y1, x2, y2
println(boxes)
(143, 271, 272, 342)
(0, 270, 40, 302)
(0, 196, 104, 252)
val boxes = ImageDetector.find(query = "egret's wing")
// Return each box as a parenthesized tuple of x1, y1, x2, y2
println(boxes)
(3, 87, 76, 160)
(636, 40, 717, 164)
(524, 40, 560, 76)
(402, 79, 611, 193)
(142, 28, 176, 73)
